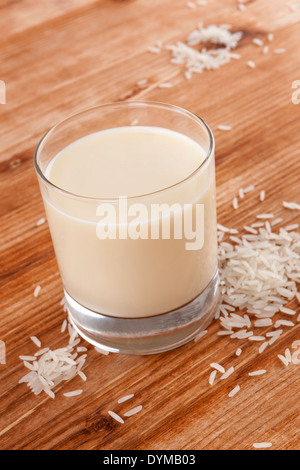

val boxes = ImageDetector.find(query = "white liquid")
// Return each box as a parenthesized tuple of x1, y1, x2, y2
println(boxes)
(44, 127, 217, 317)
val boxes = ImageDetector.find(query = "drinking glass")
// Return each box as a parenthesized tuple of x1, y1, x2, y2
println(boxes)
(34, 101, 219, 354)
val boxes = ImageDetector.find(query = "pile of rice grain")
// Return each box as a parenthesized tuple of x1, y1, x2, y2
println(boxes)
(19, 321, 87, 399)
(166, 23, 242, 79)
(217, 198, 300, 345)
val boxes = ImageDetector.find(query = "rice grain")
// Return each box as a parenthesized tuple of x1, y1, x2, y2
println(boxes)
(108, 411, 124, 424)
(221, 366, 234, 380)
(249, 370, 266, 376)
(64, 390, 83, 397)
(33, 286, 41, 298)
(123, 405, 143, 417)
(253, 442, 272, 449)
(209, 370, 217, 385)
(118, 394, 135, 404)
(229, 385, 240, 397)
(30, 336, 41, 348)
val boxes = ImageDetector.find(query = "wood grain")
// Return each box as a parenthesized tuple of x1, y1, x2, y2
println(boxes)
(0, 0, 299, 450)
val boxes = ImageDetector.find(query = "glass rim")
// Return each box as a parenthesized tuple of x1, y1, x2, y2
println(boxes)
(34, 100, 215, 201)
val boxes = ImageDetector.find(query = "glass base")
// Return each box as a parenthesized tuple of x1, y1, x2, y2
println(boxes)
(65, 270, 220, 355)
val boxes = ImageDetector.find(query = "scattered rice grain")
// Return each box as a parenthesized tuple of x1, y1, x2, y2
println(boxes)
(194, 330, 208, 342)
(210, 362, 225, 373)
(217, 124, 232, 131)
(253, 442, 272, 449)
(158, 82, 173, 88)
(61, 319, 67, 333)
(229, 385, 240, 397)
(33, 286, 41, 298)
(248, 336, 266, 341)
(259, 342, 269, 354)
(36, 218, 45, 226)
(95, 346, 109, 355)
(209, 370, 217, 385)
(274, 48, 286, 54)
(283, 201, 300, 210)
(30, 336, 41, 348)
(275, 320, 295, 328)
(247, 60, 256, 69)
(64, 390, 83, 397)
(253, 38, 264, 47)
(249, 370, 266, 376)
(108, 410, 124, 424)
(221, 366, 234, 380)
(78, 371, 87, 381)
(118, 394, 135, 404)
(123, 405, 143, 417)
(260, 190, 266, 202)
(279, 306, 296, 315)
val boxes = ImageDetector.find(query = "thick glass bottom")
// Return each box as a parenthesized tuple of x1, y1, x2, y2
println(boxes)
(66, 270, 220, 355)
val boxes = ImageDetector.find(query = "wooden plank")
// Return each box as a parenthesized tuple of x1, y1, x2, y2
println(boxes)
(0, 0, 299, 450)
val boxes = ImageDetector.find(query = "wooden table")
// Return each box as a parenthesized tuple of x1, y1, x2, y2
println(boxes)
(0, 0, 299, 450)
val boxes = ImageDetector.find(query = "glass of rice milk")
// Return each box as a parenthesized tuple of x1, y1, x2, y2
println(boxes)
(34, 102, 219, 354)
